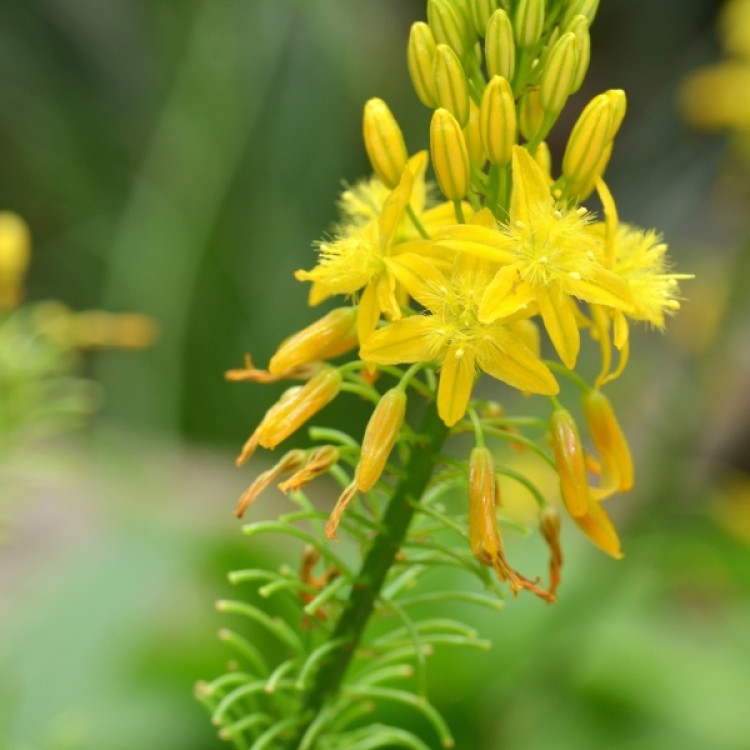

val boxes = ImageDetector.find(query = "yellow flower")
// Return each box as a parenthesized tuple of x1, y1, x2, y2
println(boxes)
(360, 253, 558, 427)
(589, 179, 691, 385)
(436, 145, 634, 368)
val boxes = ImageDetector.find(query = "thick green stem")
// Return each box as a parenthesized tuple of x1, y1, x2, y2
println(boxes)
(288, 398, 450, 747)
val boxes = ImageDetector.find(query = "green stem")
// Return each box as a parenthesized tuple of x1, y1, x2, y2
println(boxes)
(406, 204, 430, 239)
(287, 399, 450, 747)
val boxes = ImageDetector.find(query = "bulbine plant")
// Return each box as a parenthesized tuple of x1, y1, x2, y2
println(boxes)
(198, 1, 691, 747)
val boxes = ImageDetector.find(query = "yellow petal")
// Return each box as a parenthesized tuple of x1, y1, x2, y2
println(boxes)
(536, 287, 580, 369)
(478, 267, 536, 322)
(386, 254, 448, 312)
(434, 224, 517, 264)
(510, 145, 553, 227)
(406, 150, 429, 213)
(438, 344, 476, 426)
(379, 167, 414, 245)
(573, 501, 623, 559)
(357, 282, 381, 346)
(376, 271, 401, 321)
(360, 315, 442, 364)
(565, 264, 634, 311)
(476, 328, 559, 395)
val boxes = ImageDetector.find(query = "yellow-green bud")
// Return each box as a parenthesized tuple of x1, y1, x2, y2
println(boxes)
(434, 43, 471, 128)
(566, 16, 591, 94)
(485, 9, 515, 81)
(428, 0, 470, 57)
(0, 211, 31, 309)
(540, 32, 579, 115)
(362, 98, 408, 189)
(408, 22, 438, 108)
(470, 0, 500, 36)
(562, 94, 612, 190)
(605, 89, 627, 138)
(531, 140, 552, 177)
(430, 107, 471, 201)
(563, 0, 600, 28)
(480, 75, 516, 164)
(518, 87, 544, 141)
(464, 99, 486, 167)
(514, 0, 545, 49)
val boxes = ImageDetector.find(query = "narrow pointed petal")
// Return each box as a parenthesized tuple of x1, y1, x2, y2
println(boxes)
(537, 287, 580, 369)
(565, 265, 634, 311)
(357, 282, 381, 346)
(438, 344, 476, 426)
(360, 315, 441, 364)
(479, 268, 536, 322)
(510, 145, 553, 227)
(379, 167, 413, 245)
(386, 254, 448, 312)
(375, 271, 401, 321)
(477, 328, 559, 395)
(434, 224, 517, 264)
(573, 501, 623, 559)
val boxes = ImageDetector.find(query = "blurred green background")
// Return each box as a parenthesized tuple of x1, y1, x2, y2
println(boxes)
(3, 1, 750, 749)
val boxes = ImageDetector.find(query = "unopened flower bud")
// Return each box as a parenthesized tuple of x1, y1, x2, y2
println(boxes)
(356, 387, 407, 492)
(408, 22, 438, 108)
(518, 87, 545, 141)
(480, 75, 516, 164)
(562, 94, 613, 195)
(485, 9, 515, 81)
(566, 16, 591, 94)
(430, 108, 471, 201)
(434, 44, 471, 128)
(428, 0, 470, 57)
(514, 0, 545, 49)
(257, 368, 342, 450)
(470, 0, 500, 36)
(0, 211, 31, 309)
(531, 140, 552, 177)
(550, 407, 590, 518)
(540, 32, 579, 115)
(582, 389, 634, 498)
(463, 99, 486, 167)
(269, 307, 358, 375)
(235, 449, 306, 518)
(563, 0, 600, 28)
(605, 89, 627, 139)
(363, 98, 408, 189)
(278, 445, 340, 493)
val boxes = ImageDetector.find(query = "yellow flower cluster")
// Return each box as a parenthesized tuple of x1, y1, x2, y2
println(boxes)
(681, 0, 750, 149)
(231, 0, 691, 601)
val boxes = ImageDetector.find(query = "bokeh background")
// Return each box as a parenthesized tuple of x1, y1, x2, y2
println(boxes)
(3, 1, 750, 749)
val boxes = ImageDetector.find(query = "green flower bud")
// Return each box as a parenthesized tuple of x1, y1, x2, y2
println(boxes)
(562, 94, 612, 196)
(566, 16, 591, 94)
(430, 107, 471, 201)
(540, 32, 579, 115)
(470, 0, 500, 37)
(518, 87, 544, 141)
(434, 43, 471, 128)
(362, 98, 408, 189)
(563, 0, 600, 28)
(428, 0, 470, 57)
(480, 75, 516, 164)
(407, 22, 438, 108)
(605, 89, 627, 138)
(485, 9, 516, 82)
(464, 99, 486, 167)
(514, 0, 545, 49)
